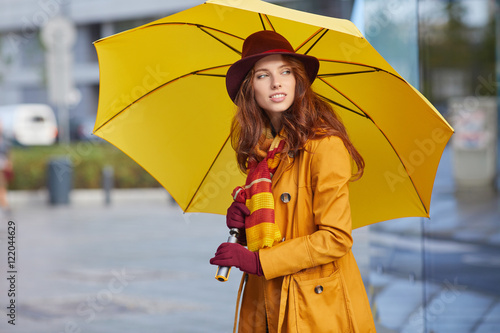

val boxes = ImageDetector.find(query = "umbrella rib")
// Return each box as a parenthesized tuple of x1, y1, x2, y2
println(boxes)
(319, 70, 378, 77)
(294, 28, 327, 54)
(131, 22, 244, 55)
(316, 77, 373, 121)
(94, 64, 230, 133)
(259, 14, 276, 31)
(316, 93, 368, 118)
(303, 29, 329, 55)
(319, 59, 406, 82)
(318, 77, 429, 217)
(142, 22, 243, 39)
(195, 73, 226, 78)
(198, 26, 241, 55)
(259, 14, 266, 30)
(185, 134, 232, 212)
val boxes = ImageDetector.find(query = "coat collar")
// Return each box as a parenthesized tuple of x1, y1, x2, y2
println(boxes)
(272, 151, 295, 189)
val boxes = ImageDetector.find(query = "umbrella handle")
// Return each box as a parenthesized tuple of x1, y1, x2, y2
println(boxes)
(215, 228, 240, 282)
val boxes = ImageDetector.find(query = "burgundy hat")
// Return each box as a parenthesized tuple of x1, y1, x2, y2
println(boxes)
(226, 30, 319, 102)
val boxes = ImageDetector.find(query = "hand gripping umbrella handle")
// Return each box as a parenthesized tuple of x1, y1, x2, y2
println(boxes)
(215, 228, 240, 282)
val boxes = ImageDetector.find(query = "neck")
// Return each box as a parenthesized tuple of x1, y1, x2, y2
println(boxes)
(269, 116, 282, 136)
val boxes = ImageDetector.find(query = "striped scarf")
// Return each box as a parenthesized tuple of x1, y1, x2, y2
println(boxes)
(232, 128, 284, 252)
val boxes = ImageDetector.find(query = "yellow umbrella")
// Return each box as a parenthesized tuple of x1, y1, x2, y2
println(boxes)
(93, 0, 453, 228)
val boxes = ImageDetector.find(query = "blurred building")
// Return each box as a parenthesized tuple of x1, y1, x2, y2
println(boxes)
(0, 0, 353, 139)
(0, 0, 203, 136)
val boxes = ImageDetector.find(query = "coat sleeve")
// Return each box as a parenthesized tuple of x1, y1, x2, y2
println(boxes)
(259, 136, 354, 279)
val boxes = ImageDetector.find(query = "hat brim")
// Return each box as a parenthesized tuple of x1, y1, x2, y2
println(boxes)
(226, 52, 319, 102)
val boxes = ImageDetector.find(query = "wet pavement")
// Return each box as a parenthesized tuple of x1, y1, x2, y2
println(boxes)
(0, 145, 498, 333)
(0, 189, 244, 333)
(367, 145, 500, 333)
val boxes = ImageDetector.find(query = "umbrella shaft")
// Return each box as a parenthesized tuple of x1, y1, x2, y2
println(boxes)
(215, 228, 240, 282)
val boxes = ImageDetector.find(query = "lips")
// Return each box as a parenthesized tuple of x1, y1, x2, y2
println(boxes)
(270, 93, 286, 102)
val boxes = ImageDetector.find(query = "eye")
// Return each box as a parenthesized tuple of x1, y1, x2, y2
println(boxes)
(256, 73, 268, 79)
(282, 69, 292, 75)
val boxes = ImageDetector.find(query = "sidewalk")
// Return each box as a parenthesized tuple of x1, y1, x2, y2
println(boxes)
(365, 145, 500, 332)
(1, 188, 245, 333)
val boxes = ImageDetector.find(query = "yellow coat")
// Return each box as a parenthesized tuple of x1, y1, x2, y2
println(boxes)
(236, 136, 376, 333)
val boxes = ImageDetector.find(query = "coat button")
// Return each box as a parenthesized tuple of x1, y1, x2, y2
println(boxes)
(280, 192, 291, 203)
(288, 151, 295, 158)
(314, 285, 324, 294)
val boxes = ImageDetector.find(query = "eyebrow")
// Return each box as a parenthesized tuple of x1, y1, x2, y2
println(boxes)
(254, 64, 291, 73)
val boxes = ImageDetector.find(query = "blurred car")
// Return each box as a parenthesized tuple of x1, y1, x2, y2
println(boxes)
(0, 104, 58, 145)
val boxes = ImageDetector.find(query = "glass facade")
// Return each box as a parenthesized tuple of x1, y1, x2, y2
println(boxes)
(348, 1, 499, 332)
(292, 1, 499, 331)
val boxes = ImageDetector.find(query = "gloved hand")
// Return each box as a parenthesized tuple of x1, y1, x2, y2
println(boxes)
(226, 202, 250, 244)
(209, 242, 263, 276)
(226, 201, 250, 229)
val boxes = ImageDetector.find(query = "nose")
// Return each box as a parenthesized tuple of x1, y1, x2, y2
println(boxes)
(272, 78, 281, 89)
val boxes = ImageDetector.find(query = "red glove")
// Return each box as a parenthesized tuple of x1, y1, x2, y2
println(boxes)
(209, 243, 263, 276)
(226, 202, 250, 244)
(226, 201, 250, 229)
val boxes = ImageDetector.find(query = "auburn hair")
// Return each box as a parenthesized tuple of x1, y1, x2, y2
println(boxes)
(230, 55, 364, 180)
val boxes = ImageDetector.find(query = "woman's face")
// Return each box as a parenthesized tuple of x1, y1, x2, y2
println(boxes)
(252, 54, 296, 124)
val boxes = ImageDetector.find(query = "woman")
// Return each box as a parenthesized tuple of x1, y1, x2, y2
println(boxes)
(210, 31, 376, 332)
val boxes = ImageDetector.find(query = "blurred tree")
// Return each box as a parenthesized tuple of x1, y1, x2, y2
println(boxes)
(475, 10, 497, 96)
(420, 0, 496, 110)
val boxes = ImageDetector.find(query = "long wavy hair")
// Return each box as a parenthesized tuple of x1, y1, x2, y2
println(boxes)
(230, 55, 364, 180)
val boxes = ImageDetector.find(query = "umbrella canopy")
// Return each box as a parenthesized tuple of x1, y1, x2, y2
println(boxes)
(93, 0, 453, 229)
